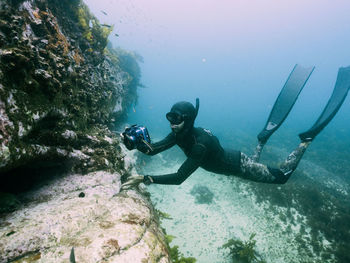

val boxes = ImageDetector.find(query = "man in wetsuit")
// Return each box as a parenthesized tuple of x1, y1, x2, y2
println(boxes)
(121, 65, 350, 190)
(120, 100, 310, 189)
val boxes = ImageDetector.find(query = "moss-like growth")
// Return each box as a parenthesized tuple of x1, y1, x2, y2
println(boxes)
(154, 208, 196, 263)
(75, 2, 113, 54)
(155, 208, 173, 224)
(222, 233, 266, 263)
(190, 185, 214, 204)
(247, 166, 350, 262)
(0, 0, 139, 178)
(169, 245, 197, 263)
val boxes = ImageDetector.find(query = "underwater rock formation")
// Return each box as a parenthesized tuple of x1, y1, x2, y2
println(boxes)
(0, 0, 171, 262)
(0, 169, 170, 262)
(0, 0, 139, 174)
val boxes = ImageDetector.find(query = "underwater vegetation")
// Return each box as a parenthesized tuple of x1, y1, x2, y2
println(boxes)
(190, 184, 214, 204)
(222, 233, 266, 263)
(248, 169, 350, 263)
(169, 245, 197, 263)
(105, 44, 143, 112)
(49, 0, 113, 55)
(155, 208, 173, 223)
(155, 209, 197, 263)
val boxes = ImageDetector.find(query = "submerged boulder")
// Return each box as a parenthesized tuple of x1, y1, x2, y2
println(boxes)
(0, 170, 170, 263)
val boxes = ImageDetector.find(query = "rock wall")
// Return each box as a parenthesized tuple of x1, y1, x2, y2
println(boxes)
(0, 0, 139, 174)
(0, 0, 172, 262)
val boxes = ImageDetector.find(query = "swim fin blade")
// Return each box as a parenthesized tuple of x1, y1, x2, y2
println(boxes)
(258, 64, 315, 144)
(299, 66, 350, 142)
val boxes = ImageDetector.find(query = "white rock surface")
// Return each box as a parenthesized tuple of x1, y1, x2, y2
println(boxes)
(0, 171, 170, 263)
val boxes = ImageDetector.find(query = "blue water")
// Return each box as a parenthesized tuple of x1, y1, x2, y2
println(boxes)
(85, 1, 350, 262)
(85, 0, 350, 176)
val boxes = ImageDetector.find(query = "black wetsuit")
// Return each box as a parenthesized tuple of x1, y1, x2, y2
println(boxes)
(137, 99, 310, 185)
(139, 127, 241, 185)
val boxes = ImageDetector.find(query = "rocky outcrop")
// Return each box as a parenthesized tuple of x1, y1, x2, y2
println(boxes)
(0, 169, 170, 262)
(0, 0, 171, 262)
(0, 0, 139, 174)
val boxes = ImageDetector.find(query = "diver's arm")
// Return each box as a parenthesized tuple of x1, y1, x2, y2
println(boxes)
(143, 143, 206, 185)
(138, 132, 176, 155)
(144, 157, 200, 185)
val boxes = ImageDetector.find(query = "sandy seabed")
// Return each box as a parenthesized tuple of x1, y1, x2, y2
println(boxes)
(143, 155, 316, 263)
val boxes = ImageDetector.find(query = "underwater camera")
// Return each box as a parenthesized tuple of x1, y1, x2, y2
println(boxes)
(122, 125, 152, 151)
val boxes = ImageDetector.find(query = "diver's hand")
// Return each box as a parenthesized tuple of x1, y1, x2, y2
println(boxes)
(120, 175, 144, 191)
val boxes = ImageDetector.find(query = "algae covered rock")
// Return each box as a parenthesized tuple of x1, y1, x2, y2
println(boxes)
(0, 0, 139, 175)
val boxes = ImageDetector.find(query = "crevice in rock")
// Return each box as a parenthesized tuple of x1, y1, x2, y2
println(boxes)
(7, 249, 41, 263)
(119, 224, 148, 254)
(0, 160, 71, 194)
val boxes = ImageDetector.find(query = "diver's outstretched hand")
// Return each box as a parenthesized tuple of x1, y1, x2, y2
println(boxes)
(120, 175, 144, 191)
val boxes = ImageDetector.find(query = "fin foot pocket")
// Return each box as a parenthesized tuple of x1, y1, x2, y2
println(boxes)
(299, 66, 350, 142)
(254, 64, 314, 159)
(258, 64, 314, 143)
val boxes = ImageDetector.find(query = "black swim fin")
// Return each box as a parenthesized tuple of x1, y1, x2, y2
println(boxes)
(252, 64, 314, 161)
(299, 66, 350, 142)
(258, 64, 315, 144)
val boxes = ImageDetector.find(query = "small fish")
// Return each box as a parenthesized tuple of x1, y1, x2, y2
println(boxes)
(70, 247, 76, 263)
(101, 10, 108, 15)
(133, 107, 136, 113)
(102, 24, 112, 28)
(115, 33, 119, 37)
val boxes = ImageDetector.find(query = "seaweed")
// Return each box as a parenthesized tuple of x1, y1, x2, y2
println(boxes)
(190, 185, 214, 204)
(222, 233, 266, 263)
(155, 208, 196, 262)
(247, 169, 350, 262)
(155, 208, 173, 224)
(169, 245, 196, 263)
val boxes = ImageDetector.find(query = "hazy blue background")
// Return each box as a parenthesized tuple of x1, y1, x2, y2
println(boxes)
(84, 0, 350, 161)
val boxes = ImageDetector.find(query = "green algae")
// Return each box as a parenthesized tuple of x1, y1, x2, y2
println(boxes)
(222, 233, 266, 263)
(190, 185, 214, 204)
(154, 208, 196, 263)
(249, 169, 350, 262)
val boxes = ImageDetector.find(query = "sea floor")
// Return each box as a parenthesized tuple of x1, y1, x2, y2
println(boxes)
(138, 152, 332, 263)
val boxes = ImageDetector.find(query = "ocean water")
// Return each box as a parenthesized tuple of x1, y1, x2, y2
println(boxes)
(85, 1, 350, 262)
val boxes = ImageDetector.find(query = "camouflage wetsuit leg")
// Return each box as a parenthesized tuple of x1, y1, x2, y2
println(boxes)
(239, 141, 311, 184)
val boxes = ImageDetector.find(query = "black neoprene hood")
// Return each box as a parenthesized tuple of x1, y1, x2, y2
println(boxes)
(170, 101, 196, 120)
(166, 99, 200, 130)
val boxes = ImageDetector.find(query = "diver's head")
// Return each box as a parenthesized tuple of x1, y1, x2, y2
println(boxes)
(166, 99, 199, 133)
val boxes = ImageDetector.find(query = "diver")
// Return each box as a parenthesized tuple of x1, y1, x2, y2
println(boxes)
(120, 65, 350, 190)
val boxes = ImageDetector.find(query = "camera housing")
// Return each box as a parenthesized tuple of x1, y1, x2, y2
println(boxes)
(122, 125, 151, 150)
